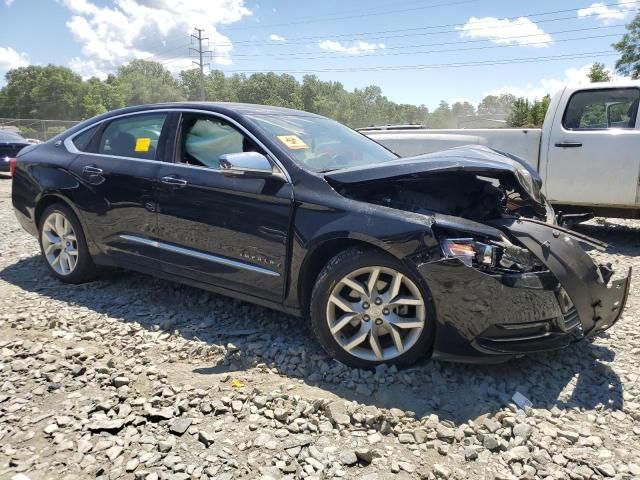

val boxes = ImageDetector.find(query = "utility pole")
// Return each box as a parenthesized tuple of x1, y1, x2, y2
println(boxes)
(190, 28, 212, 101)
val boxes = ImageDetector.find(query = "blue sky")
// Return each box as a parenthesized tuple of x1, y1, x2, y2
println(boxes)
(0, 0, 637, 109)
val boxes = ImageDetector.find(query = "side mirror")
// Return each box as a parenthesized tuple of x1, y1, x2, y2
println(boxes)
(219, 152, 274, 177)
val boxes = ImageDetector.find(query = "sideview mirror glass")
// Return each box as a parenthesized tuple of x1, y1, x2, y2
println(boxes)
(219, 152, 273, 177)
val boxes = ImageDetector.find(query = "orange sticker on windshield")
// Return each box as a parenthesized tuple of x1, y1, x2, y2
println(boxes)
(135, 137, 151, 152)
(277, 135, 309, 150)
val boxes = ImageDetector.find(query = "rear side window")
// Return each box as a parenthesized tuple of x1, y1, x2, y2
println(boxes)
(563, 88, 639, 130)
(98, 113, 167, 160)
(72, 125, 99, 152)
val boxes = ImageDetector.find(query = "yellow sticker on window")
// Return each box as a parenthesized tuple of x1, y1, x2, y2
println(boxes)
(134, 137, 151, 153)
(277, 135, 309, 150)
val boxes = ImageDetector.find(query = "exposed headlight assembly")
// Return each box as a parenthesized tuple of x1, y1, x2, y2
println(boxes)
(441, 238, 497, 267)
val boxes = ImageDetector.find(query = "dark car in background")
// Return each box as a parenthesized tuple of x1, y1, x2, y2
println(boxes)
(10, 103, 631, 368)
(0, 130, 30, 174)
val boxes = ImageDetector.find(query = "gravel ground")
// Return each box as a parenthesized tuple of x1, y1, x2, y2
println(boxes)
(1, 175, 639, 480)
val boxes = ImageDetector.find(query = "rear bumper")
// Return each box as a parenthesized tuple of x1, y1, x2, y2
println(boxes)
(13, 205, 38, 237)
(417, 219, 630, 363)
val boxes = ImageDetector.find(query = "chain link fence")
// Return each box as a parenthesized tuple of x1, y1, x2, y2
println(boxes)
(0, 118, 80, 142)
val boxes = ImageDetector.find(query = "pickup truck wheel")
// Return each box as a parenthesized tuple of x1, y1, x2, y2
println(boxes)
(38, 204, 97, 284)
(310, 247, 434, 369)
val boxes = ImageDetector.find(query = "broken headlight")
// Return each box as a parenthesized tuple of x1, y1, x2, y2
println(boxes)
(441, 238, 497, 267)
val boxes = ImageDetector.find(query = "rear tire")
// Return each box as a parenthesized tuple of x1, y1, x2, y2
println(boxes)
(38, 203, 97, 284)
(310, 247, 434, 369)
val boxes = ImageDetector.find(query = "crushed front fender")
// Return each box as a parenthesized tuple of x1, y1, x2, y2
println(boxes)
(492, 217, 631, 336)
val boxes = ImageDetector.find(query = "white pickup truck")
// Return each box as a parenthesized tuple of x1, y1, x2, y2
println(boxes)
(362, 81, 640, 220)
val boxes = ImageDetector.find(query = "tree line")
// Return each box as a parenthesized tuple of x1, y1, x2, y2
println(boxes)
(0, 59, 619, 133)
(0, 60, 520, 130)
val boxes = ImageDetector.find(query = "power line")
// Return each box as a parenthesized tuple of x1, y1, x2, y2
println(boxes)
(202, 24, 626, 60)
(213, 0, 639, 46)
(222, 33, 624, 63)
(220, 50, 618, 74)
(150, 32, 625, 71)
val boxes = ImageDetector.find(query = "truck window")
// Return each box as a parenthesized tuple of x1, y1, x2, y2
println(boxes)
(562, 88, 639, 130)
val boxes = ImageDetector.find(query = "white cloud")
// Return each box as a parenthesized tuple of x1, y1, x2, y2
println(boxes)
(459, 16, 553, 48)
(0, 46, 29, 82)
(60, 0, 252, 78)
(577, 0, 637, 23)
(318, 40, 385, 55)
(268, 34, 286, 42)
(483, 63, 625, 101)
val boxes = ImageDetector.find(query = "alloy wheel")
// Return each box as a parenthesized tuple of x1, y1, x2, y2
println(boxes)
(41, 211, 79, 276)
(326, 266, 426, 362)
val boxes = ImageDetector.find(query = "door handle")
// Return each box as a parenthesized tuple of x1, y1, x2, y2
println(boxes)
(83, 165, 103, 174)
(161, 175, 188, 186)
(554, 142, 583, 148)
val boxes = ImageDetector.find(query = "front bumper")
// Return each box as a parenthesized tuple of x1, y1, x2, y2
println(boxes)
(417, 218, 631, 362)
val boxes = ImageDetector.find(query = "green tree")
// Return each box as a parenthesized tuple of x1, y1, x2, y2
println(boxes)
(451, 101, 475, 118)
(115, 60, 184, 105)
(530, 95, 551, 126)
(613, 12, 640, 79)
(236, 72, 303, 109)
(80, 77, 124, 118)
(0, 65, 85, 119)
(429, 101, 456, 128)
(587, 62, 611, 82)
(507, 98, 532, 127)
(477, 93, 516, 115)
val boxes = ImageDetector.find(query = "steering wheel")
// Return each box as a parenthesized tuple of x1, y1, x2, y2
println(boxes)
(314, 150, 357, 169)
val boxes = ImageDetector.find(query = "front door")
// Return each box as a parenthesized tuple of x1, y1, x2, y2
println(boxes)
(154, 112, 293, 303)
(545, 87, 640, 206)
(68, 111, 172, 265)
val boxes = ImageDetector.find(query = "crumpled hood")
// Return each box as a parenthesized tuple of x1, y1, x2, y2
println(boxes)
(325, 145, 544, 205)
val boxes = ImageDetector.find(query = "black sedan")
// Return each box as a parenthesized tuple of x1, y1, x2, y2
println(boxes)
(0, 130, 31, 174)
(11, 103, 630, 368)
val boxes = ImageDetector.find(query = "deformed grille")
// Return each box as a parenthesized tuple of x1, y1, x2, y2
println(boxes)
(559, 306, 582, 333)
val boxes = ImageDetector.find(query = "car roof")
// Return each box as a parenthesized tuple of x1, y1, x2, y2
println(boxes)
(51, 101, 326, 145)
(107, 102, 323, 118)
(0, 130, 26, 142)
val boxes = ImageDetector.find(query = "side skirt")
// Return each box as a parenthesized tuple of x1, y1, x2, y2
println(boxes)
(92, 255, 302, 317)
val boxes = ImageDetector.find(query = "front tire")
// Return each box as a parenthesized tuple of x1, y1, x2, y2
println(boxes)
(38, 203, 97, 284)
(310, 247, 434, 369)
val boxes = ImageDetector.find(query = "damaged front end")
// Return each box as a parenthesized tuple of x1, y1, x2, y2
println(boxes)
(419, 216, 630, 361)
(326, 146, 631, 361)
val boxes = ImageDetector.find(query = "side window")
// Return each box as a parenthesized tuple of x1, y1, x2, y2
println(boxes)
(98, 113, 167, 160)
(563, 88, 640, 130)
(72, 125, 99, 152)
(179, 114, 263, 169)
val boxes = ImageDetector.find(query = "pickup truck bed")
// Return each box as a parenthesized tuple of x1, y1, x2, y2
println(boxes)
(365, 128, 542, 169)
(363, 81, 640, 219)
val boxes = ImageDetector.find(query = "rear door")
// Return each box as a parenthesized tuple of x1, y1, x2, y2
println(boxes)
(544, 87, 640, 206)
(68, 111, 174, 266)
(153, 111, 293, 303)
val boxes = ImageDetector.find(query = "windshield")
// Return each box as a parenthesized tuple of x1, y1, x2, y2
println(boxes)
(247, 114, 398, 172)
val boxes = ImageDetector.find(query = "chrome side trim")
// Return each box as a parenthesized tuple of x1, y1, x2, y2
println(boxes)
(63, 107, 292, 183)
(119, 234, 280, 277)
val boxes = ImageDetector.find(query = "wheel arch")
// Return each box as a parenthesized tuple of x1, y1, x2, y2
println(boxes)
(297, 237, 393, 317)
(33, 193, 97, 254)
(34, 193, 78, 229)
